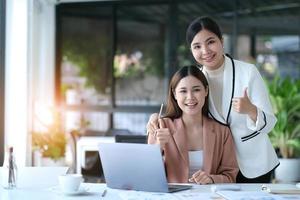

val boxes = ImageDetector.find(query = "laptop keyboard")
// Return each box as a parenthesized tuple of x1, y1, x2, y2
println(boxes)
(168, 184, 192, 192)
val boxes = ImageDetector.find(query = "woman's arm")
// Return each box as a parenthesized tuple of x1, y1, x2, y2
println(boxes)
(245, 66, 277, 133)
(232, 64, 276, 138)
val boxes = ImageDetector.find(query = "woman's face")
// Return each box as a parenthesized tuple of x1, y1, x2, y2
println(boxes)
(174, 75, 208, 116)
(190, 29, 224, 70)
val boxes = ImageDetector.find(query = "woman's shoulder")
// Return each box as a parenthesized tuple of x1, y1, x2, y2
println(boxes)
(204, 117, 231, 134)
(231, 57, 258, 73)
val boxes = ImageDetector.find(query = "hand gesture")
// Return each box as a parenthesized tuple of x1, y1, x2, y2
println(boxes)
(232, 88, 257, 121)
(146, 113, 159, 135)
(188, 170, 213, 184)
(155, 119, 172, 149)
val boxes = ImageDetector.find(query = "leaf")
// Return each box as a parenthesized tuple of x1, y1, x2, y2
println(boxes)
(267, 75, 300, 158)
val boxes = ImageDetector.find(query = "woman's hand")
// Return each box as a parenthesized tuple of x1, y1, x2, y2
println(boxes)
(155, 119, 172, 149)
(146, 113, 159, 135)
(189, 170, 213, 184)
(232, 88, 257, 122)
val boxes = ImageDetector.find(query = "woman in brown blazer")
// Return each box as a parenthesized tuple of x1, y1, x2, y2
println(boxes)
(148, 65, 238, 184)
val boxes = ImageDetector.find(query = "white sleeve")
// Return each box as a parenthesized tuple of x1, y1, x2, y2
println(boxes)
(246, 65, 277, 134)
(246, 107, 264, 131)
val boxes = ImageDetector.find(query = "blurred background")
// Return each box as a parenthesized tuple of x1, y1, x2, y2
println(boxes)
(0, 0, 299, 183)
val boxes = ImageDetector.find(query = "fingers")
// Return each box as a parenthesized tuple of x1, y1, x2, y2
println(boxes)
(233, 87, 248, 98)
(189, 170, 213, 184)
(150, 113, 159, 121)
(232, 98, 242, 112)
(158, 118, 166, 129)
(155, 128, 171, 148)
(232, 95, 252, 113)
(147, 113, 159, 133)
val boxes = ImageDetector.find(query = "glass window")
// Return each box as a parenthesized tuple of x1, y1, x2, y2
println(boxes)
(57, 2, 300, 137)
(65, 111, 109, 133)
(115, 5, 168, 106)
(256, 35, 300, 79)
(113, 112, 152, 135)
(60, 8, 113, 106)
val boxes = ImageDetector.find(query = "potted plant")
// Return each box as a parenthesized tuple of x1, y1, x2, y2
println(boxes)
(267, 76, 300, 182)
(32, 109, 67, 166)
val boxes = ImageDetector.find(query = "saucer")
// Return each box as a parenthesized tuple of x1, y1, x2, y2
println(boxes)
(62, 187, 88, 196)
(50, 186, 89, 196)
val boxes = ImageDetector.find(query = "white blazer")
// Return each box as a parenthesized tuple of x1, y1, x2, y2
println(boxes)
(202, 55, 279, 178)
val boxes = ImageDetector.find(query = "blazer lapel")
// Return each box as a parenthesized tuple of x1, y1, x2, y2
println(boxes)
(171, 118, 189, 166)
(222, 56, 235, 124)
(202, 117, 216, 172)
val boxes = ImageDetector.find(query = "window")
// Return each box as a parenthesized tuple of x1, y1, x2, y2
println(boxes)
(56, 3, 169, 135)
(56, 1, 300, 136)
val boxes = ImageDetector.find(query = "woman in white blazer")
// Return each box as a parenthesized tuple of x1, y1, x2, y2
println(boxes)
(147, 16, 279, 183)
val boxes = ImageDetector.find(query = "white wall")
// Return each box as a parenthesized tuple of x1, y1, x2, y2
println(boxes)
(5, 0, 29, 166)
(5, 0, 56, 166)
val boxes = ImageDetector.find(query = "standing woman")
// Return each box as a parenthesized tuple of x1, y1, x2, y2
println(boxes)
(147, 16, 279, 183)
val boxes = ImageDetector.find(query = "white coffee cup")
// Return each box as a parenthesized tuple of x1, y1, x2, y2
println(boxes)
(58, 174, 83, 193)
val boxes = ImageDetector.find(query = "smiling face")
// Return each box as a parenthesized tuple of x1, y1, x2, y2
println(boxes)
(191, 29, 224, 70)
(173, 75, 208, 117)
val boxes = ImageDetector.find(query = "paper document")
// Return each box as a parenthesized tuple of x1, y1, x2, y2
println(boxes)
(118, 190, 218, 200)
(262, 184, 300, 194)
(217, 191, 286, 200)
(174, 192, 219, 200)
(118, 190, 175, 200)
(211, 184, 241, 192)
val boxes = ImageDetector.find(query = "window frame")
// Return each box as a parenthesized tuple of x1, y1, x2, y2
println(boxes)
(0, 0, 6, 164)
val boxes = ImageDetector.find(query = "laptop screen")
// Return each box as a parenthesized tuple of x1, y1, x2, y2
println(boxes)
(99, 143, 170, 192)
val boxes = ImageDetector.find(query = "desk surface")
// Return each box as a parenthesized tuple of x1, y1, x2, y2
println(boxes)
(0, 183, 299, 200)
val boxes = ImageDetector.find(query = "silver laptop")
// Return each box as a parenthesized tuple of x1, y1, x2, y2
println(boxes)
(98, 143, 192, 193)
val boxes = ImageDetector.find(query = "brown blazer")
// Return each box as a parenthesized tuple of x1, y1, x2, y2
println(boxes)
(148, 116, 238, 183)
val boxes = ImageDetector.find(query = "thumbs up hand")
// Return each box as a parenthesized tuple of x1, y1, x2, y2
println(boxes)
(155, 118, 172, 149)
(232, 88, 257, 121)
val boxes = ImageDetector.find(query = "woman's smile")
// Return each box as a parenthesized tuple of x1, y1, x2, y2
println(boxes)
(184, 102, 198, 109)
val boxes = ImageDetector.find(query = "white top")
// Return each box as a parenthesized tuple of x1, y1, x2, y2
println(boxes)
(188, 150, 203, 178)
(203, 62, 225, 119)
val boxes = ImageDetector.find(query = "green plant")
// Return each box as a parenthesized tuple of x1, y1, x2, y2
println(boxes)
(267, 75, 300, 158)
(32, 111, 67, 161)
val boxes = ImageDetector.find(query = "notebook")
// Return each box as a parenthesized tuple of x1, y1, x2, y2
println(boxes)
(98, 143, 192, 193)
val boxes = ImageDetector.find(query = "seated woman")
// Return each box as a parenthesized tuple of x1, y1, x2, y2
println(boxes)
(148, 65, 238, 184)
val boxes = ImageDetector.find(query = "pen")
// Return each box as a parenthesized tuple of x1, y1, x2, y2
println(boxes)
(101, 189, 107, 197)
(154, 103, 164, 137)
(158, 103, 164, 119)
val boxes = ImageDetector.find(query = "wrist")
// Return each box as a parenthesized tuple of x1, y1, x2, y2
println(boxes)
(248, 104, 257, 122)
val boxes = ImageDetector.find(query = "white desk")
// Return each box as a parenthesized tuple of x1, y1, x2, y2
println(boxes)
(0, 183, 299, 200)
(76, 136, 115, 173)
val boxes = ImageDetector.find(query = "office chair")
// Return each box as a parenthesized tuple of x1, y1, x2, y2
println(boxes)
(115, 134, 147, 144)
